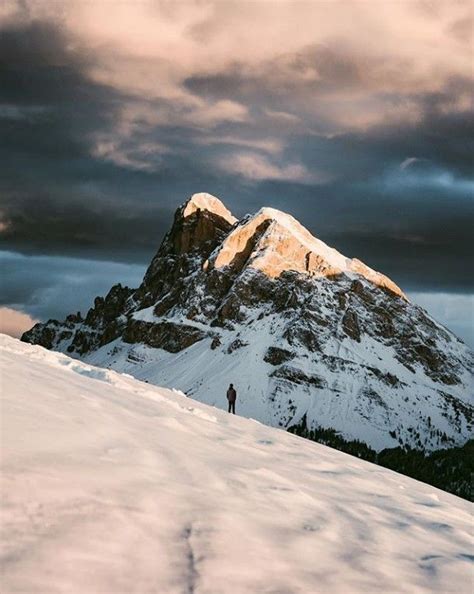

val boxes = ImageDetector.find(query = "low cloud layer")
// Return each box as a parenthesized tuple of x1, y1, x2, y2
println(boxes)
(0, 1, 472, 343)
(0, 251, 145, 323)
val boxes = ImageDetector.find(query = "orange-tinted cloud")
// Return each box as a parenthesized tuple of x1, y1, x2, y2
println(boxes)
(2, 0, 471, 171)
(0, 307, 38, 339)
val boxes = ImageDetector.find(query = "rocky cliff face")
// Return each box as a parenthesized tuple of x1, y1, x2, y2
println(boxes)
(23, 192, 473, 452)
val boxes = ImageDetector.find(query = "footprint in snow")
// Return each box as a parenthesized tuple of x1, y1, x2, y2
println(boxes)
(457, 554, 474, 563)
(303, 524, 320, 532)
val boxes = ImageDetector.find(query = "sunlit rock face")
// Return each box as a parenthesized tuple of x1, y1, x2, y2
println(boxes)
(210, 206, 405, 298)
(23, 192, 472, 453)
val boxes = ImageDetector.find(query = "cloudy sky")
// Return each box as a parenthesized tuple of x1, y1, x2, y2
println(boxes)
(1, 0, 472, 346)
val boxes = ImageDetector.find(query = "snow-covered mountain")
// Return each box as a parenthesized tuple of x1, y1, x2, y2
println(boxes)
(2, 334, 473, 593)
(23, 193, 473, 452)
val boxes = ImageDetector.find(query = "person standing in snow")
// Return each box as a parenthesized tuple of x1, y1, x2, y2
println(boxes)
(227, 383, 237, 414)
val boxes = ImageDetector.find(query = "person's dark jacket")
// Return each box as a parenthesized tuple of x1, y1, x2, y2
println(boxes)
(227, 387, 237, 403)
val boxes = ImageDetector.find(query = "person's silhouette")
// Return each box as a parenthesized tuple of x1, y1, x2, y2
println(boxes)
(226, 383, 237, 414)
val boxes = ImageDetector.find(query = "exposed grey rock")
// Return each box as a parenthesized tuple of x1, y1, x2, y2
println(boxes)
(123, 320, 207, 353)
(271, 365, 328, 389)
(264, 347, 295, 365)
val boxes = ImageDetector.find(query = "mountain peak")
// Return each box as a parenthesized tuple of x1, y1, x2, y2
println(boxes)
(153, 193, 236, 260)
(210, 203, 406, 298)
(21, 192, 472, 461)
(181, 192, 237, 225)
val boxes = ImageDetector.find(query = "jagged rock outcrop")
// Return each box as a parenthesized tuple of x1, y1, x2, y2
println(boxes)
(22, 192, 473, 453)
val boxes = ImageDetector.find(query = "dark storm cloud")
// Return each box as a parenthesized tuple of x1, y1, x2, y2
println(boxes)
(0, 19, 254, 261)
(185, 43, 474, 178)
(0, 189, 172, 263)
(1, 20, 90, 105)
(185, 43, 396, 101)
(0, 19, 116, 159)
(0, 251, 145, 322)
(0, 2, 472, 345)
(0, 19, 178, 261)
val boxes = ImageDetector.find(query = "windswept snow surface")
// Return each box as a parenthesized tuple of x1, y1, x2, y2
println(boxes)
(1, 335, 472, 594)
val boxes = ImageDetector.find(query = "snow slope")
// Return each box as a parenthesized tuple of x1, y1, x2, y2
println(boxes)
(1, 334, 473, 593)
(84, 312, 472, 453)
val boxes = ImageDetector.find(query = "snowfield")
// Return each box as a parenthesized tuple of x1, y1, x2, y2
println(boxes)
(1, 335, 472, 594)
